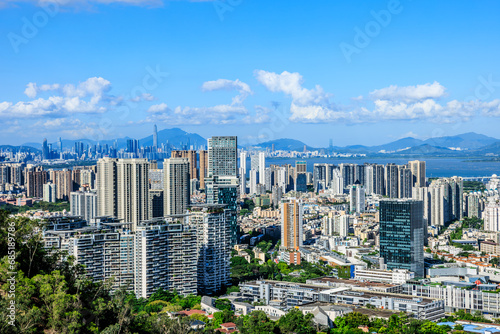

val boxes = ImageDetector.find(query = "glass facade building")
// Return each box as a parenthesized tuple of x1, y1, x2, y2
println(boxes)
(379, 199, 424, 277)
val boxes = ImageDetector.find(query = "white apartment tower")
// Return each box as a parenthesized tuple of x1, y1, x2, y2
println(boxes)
(163, 158, 190, 215)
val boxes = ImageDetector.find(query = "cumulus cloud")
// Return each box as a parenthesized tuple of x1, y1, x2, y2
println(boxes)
(369, 81, 446, 102)
(0, 77, 115, 119)
(144, 78, 253, 125)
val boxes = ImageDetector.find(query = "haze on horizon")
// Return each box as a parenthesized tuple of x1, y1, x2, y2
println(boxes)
(1, 0, 500, 147)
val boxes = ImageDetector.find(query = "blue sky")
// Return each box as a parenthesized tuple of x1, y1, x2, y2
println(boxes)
(1, 0, 500, 147)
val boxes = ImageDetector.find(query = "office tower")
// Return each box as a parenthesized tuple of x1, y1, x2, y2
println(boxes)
(43, 182, 56, 203)
(349, 182, 365, 213)
(199, 150, 208, 190)
(385, 163, 399, 198)
(42, 138, 49, 160)
(281, 198, 303, 250)
(126, 139, 138, 156)
(408, 160, 426, 187)
(70, 191, 98, 222)
(148, 169, 163, 190)
(379, 199, 424, 277)
(398, 165, 413, 198)
(135, 217, 198, 298)
(55, 169, 72, 201)
(285, 164, 295, 192)
(26, 166, 47, 198)
(330, 169, 344, 195)
(58, 137, 63, 153)
(171, 150, 197, 180)
(68, 222, 134, 292)
(116, 159, 150, 226)
(153, 124, 158, 148)
(163, 158, 190, 215)
(239, 151, 247, 174)
(207, 136, 237, 177)
(190, 205, 231, 295)
(295, 173, 307, 192)
(484, 200, 500, 232)
(97, 157, 118, 218)
(0, 165, 9, 185)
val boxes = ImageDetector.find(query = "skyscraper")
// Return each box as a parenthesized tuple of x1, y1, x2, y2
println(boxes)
(379, 199, 424, 277)
(239, 151, 247, 174)
(171, 150, 197, 180)
(281, 198, 303, 250)
(153, 124, 158, 148)
(54, 169, 72, 201)
(97, 157, 118, 218)
(408, 160, 426, 188)
(26, 166, 47, 198)
(42, 138, 49, 160)
(70, 191, 98, 222)
(207, 136, 237, 177)
(398, 165, 413, 198)
(163, 158, 190, 215)
(190, 205, 231, 295)
(199, 150, 208, 190)
(116, 159, 150, 226)
(350, 182, 365, 213)
(134, 217, 198, 298)
(385, 163, 399, 198)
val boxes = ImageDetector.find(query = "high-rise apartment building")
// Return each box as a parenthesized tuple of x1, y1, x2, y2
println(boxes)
(43, 182, 56, 203)
(385, 164, 399, 198)
(70, 191, 98, 222)
(26, 166, 47, 198)
(398, 165, 413, 198)
(199, 150, 208, 190)
(281, 198, 303, 250)
(163, 158, 190, 215)
(55, 169, 72, 201)
(171, 150, 198, 180)
(379, 199, 424, 277)
(148, 169, 164, 190)
(149, 189, 164, 218)
(97, 157, 118, 218)
(189, 205, 231, 295)
(116, 159, 150, 226)
(350, 183, 365, 213)
(408, 160, 426, 188)
(135, 217, 198, 298)
(484, 200, 500, 232)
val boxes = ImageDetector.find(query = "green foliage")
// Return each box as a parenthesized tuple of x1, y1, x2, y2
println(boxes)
(2, 201, 70, 214)
(463, 181, 486, 193)
(337, 266, 352, 279)
(278, 309, 316, 334)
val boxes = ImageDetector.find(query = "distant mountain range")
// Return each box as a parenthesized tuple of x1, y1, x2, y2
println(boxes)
(22, 128, 206, 151)
(7, 130, 500, 158)
(254, 132, 500, 157)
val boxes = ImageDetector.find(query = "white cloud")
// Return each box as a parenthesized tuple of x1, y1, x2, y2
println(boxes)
(369, 81, 446, 102)
(0, 77, 116, 119)
(143, 78, 253, 125)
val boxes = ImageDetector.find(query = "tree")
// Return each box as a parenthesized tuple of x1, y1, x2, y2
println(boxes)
(237, 310, 276, 334)
(277, 309, 316, 334)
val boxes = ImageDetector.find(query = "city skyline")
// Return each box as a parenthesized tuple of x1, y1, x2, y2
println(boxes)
(1, 1, 500, 146)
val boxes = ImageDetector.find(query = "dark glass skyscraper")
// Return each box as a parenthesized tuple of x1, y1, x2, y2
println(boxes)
(379, 199, 424, 277)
